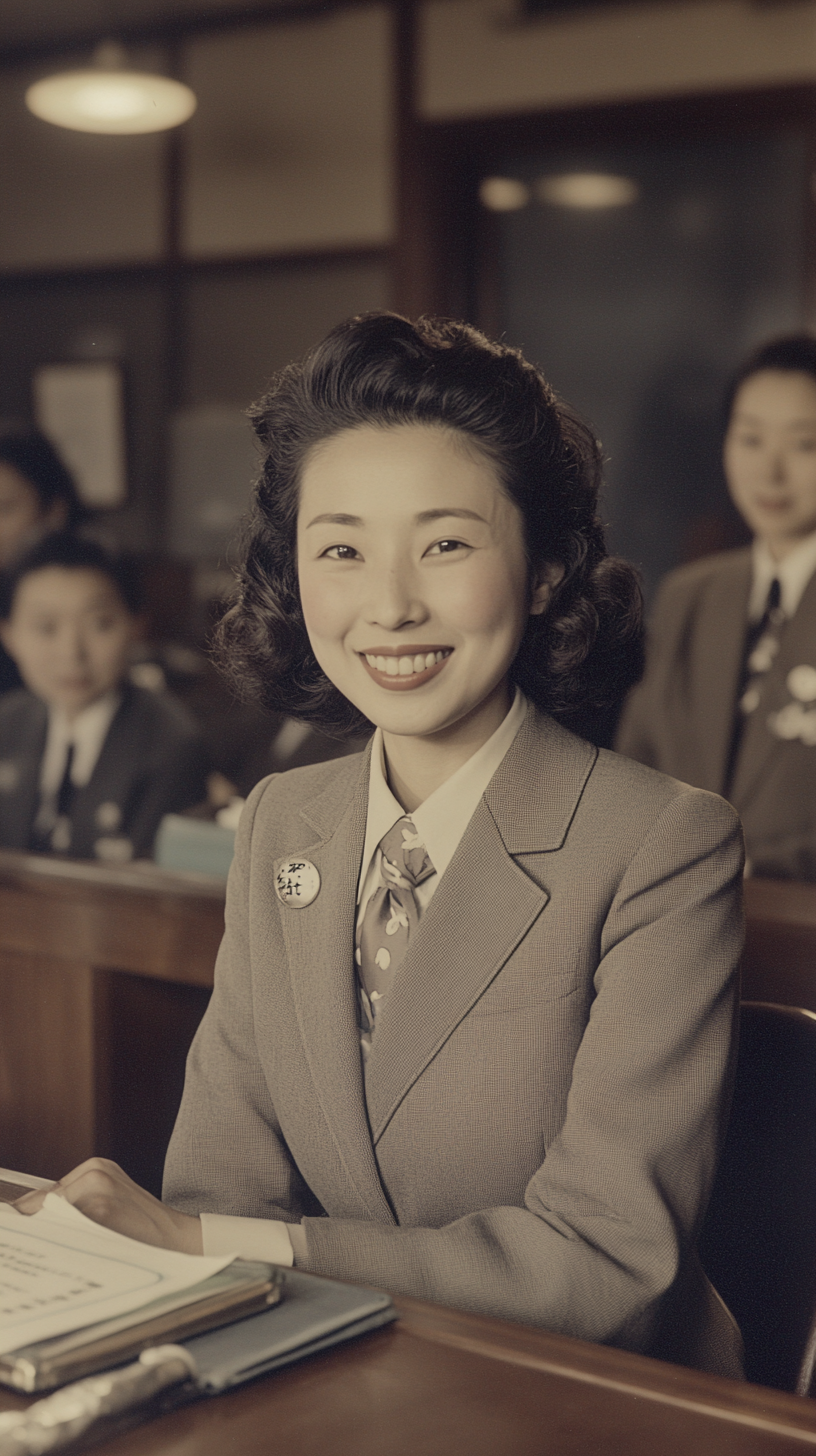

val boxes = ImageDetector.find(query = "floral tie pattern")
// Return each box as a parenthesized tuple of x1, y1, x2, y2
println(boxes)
(356, 816, 435, 1063)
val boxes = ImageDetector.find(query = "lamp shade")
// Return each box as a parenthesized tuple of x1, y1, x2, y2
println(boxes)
(26, 68, 196, 134)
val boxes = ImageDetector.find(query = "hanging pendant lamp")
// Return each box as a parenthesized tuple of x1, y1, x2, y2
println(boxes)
(25, 42, 196, 135)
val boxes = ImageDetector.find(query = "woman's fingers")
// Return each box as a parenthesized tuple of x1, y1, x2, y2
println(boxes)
(13, 1158, 203, 1255)
(12, 1184, 56, 1214)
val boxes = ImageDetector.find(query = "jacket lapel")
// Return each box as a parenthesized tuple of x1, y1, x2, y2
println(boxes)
(730, 569, 816, 811)
(277, 749, 397, 1223)
(364, 711, 597, 1143)
(688, 552, 751, 793)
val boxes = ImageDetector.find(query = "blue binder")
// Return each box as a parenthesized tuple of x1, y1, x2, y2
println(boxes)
(182, 1268, 396, 1392)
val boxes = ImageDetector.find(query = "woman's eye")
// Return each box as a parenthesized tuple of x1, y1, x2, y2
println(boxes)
(426, 538, 466, 556)
(322, 544, 359, 561)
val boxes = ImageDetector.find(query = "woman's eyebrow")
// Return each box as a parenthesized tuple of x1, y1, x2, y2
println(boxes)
(415, 508, 488, 524)
(305, 507, 489, 529)
(305, 512, 363, 528)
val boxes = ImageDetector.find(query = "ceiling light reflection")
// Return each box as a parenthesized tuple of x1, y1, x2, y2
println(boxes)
(479, 177, 531, 212)
(536, 173, 639, 210)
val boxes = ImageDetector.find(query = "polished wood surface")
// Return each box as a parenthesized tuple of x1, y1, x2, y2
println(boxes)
(0, 850, 220, 1187)
(743, 878, 816, 1013)
(1, 1291, 815, 1455)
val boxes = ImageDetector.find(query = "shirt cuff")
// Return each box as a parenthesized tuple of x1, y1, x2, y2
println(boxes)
(199, 1213, 295, 1265)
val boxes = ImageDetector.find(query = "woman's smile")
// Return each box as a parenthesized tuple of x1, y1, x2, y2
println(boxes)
(359, 646, 452, 689)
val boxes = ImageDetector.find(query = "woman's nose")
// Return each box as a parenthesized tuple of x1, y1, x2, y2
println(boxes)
(61, 629, 88, 664)
(364, 563, 425, 630)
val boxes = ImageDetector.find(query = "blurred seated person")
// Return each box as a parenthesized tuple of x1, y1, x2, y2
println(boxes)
(0, 534, 208, 862)
(0, 426, 86, 696)
(617, 335, 816, 880)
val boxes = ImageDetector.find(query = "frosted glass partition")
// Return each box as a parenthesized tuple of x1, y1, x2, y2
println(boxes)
(182, 8, 394, 257)
(489, 132, 808, 597)
(0, 48, 166, 270)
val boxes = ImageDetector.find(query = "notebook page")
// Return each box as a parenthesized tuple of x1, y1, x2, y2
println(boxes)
(0, 1195, 233, 1354)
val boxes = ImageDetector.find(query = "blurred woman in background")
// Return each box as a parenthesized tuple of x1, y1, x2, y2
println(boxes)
(617, 334, 816, 880)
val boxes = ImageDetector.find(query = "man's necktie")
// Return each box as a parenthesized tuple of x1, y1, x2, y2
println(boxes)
(725, 578, 784, 793)
(355, 816, 435, 1062)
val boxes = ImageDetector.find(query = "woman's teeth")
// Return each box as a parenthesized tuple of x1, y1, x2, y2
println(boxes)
(365, 650, 449, 676)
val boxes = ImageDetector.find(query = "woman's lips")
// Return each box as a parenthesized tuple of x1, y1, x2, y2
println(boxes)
(359, 647, 452, 691)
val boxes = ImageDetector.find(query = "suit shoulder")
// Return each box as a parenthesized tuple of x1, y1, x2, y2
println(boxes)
(242, 747, 368, 839)
(594, 746, 740, 832)
(653, 548, 752, 607)
(0, 689, 44, 737)
(122, 683, 203, 742)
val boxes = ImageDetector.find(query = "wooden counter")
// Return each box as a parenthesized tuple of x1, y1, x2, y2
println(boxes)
(0, 850, 223, 1191)
(1, 1290, 815, 1455)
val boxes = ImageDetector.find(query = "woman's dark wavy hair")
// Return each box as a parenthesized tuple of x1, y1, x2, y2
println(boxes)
(215, 312, 644, 740)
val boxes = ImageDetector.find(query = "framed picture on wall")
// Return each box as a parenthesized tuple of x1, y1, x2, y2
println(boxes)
(32, 360, 127, 509)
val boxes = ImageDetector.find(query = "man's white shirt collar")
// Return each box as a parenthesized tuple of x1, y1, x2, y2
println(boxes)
(359, 688, 528, 901)
(39, 691, 122, 795)
(749, 531, 816, 621)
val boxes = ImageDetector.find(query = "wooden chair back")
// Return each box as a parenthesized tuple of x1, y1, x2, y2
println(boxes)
(699, 1001, 816, 1394)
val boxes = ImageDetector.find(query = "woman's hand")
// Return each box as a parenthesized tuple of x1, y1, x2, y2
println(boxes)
(13, 1157, 204, 1255)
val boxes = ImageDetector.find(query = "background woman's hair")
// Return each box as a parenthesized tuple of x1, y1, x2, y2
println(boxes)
(215, 312, 643, 743)
(0, 427, 86, 530)
(723, 334, 816, 424)
(0, 532, 142, 619)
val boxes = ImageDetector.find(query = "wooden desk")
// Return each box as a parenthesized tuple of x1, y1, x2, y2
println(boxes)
(1, 1293, 815, 1455)
(743, 877, 816, 1013)
(0, 850, 223, 1191)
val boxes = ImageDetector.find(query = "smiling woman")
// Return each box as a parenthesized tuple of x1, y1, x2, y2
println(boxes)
(18, 314, 745, 1383)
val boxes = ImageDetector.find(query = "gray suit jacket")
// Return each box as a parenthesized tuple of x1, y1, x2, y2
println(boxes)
(164, 708, 744, 1376)
(616, 548, 816, 880)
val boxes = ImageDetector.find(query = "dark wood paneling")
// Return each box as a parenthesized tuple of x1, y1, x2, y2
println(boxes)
(0, 949, 96, 1178)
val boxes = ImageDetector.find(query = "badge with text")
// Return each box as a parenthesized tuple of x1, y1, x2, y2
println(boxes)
(275, 857, 320, 907)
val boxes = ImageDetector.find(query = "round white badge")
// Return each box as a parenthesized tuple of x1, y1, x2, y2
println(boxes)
(787, 665, 816, 704)
(275, 858, 320, 907)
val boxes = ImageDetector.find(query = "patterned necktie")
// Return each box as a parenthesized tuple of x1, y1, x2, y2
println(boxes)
(725, 577, 784, 793)
(356, 816, 435, 1062)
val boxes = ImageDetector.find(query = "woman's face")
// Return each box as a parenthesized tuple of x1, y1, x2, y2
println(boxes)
(724, 369, 816, 558)
(0, 463, 67, 569)
(297, 424, 552, 749)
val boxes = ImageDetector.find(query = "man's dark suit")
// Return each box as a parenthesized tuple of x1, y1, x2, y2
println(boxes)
(616, 547, 816, 880)
(0, 682, 208, 860)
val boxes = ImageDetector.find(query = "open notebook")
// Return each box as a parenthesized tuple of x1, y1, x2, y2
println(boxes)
(0, 1171, 395, 1398)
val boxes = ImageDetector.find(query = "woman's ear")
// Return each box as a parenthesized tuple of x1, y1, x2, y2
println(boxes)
(529, 562, 565, 616)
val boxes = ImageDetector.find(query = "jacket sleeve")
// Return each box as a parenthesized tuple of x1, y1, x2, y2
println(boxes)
(292, 788, 744, 1360)
(163, 777, 325, 1222)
